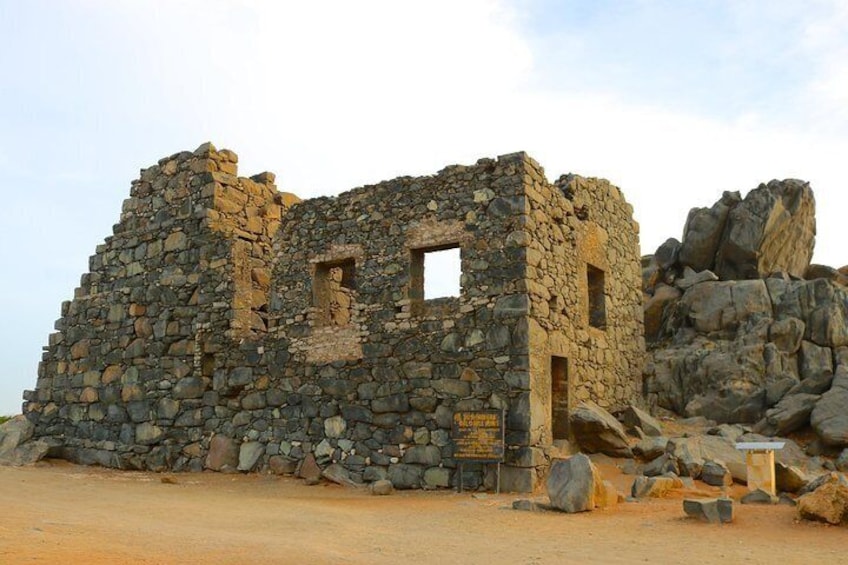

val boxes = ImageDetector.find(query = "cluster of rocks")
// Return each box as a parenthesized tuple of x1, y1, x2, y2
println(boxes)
(517, 400, 848, 525)
(641, 179, 848, 458)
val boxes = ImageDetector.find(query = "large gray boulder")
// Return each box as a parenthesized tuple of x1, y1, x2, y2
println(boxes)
(633, 436, 668, 461)
(569, 401, 632, 457)
(679, 280, 771, 334)
(546, 455, 609, 512)
(0, 416, 50, 466)
(772, 279, 848, 348)
(679, 191, 741, 273)
(754, 393, 820, 436)
(0, 416, 33, 453)
(665, 435, 746, 481)
(714, 179, 815, 281)
(683, 498, 734, 524)
(811, 370, 848, 447)
(619, 405, 663, 437)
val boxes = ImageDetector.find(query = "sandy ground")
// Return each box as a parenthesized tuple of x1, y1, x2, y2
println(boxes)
(1, 459, 845, 565)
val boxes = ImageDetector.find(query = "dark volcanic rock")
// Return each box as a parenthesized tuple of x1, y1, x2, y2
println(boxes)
(569, 401, 632, 457)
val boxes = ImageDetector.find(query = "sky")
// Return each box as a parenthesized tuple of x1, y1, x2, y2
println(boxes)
(1, 0, 847, 415)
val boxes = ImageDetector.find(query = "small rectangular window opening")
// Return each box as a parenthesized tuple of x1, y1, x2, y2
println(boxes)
(587, 264, 606, 329)
(410, 245, 461, 304)
(314, 259, 356, 327)
(423, 247, 461, 299)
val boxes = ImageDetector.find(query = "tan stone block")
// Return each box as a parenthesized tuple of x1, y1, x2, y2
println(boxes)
(129, 303, 146, 317)
(83, 370, 101, 387)
(279, 192, 301, 208)
(134, 317, 153, 338)
(70, 340, 90, 360)
(217, 161, 238, 175)
(164, 231, 187, 252)
(121, 384, 144, 402)
(190, 158, 217, 174)
(80, 387, 98, 403)
(102, 365, 122, 384)
(246, 216, 263, 234)
(183, 442, 203, 457)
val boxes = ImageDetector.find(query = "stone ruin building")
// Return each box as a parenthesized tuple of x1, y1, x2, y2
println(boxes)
(22, 143, 644, 492)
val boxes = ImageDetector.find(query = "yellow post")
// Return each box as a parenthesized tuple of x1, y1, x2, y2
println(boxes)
(745, 449, 776, 495)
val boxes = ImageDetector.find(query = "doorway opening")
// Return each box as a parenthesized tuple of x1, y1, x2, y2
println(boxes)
(551, 356, 569, 440)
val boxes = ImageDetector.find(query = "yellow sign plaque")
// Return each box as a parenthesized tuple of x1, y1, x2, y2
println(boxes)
(451, 410, 505, 462)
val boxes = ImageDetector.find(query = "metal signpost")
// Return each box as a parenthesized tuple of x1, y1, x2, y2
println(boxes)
(451, 409, 505, 494)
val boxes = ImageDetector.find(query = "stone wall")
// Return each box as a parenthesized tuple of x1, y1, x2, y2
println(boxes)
(23, 144, 643, 492)
(522, 167, 644, 471)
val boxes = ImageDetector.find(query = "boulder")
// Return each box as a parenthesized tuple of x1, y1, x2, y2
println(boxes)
(631, 475, 682, 498)
(268, 455, 298, 475)
(569, 401, 632, 457)
(0, 439, 51, 466)
(679, 280, 771, 334)
(741, 489, 778, 504)
(811, 371, 848, 447)
(546, 454, 604, 513)
(675, 267, 719, 292)
(665, 435, 746, 481)
(642, 453, 679, 477)
(619, 405, 663, 437)
(683, 498, 734, 524)
(714, 179, 815, 281)
(0, 416, 34, 454)
(369, 479, 394, 496)
(388, 463, 423, 489)
(700, 460, 732, 487)
(0, 416, 49, 467)
(297, 453, 322, 483)
(654, 238, 682, 272)
(633, 437, 668, 461)
(799, 341, 833, 380)
(775, 462, 809, 493)
(805, 264, 848, 286)
(322, 463, 359, 487)
(799, 472, 848, 496)
(767, 317, 805, 354)
(237, 441, 264, 471)
(599, 480, 621, 508)
(205, 435, 239, 471)
(679, 191, 741, 273)
(797, 482, 848, 525)
(754, 393, 820, 436)
(644, 284, 681, 342)
(785, 373, 834, 396)
(706, 424, 746, 443)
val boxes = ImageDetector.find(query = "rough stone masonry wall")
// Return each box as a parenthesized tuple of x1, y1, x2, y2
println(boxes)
(522, 165, 644, 453)
(207, 153, 535, 492)
(23, 144, 643, 492)
(23, 144, 296, 471)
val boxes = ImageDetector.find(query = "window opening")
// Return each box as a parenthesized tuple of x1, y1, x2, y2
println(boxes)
(410, 245, 461, 309)
(314, 259, 356, 327)
(587, 264, 606, 329)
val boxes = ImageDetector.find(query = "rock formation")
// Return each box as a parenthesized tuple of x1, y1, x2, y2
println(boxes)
(642, 178, 848, 454)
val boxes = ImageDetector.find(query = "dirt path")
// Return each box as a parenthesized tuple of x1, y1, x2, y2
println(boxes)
(1, 460, 845, 564)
